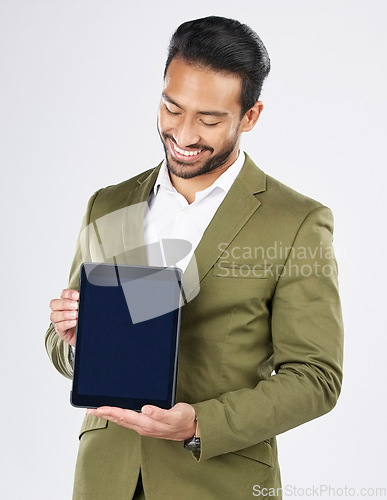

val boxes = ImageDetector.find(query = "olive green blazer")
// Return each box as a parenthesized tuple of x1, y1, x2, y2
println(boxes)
(45, 154, 343, 500)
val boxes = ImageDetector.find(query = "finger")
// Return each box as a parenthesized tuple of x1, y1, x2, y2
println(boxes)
(88, 407, 144, 427)
(49, 298, 79, 312)
(55, 319, 77, 334)
(88, 407, 193, 441)
(89, 407, 167, 435)
(141, 403, 195, 426)
(50, 309, 78, 324)
(141, 405, 168, 421)
(88, 406, 137, 420)
(60, 289, 79, 300)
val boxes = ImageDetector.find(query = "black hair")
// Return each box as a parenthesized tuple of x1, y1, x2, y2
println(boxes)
(164, 16, 271, 116)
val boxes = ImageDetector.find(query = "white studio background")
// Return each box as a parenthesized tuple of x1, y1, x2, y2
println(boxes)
(1, 1, 386, 499)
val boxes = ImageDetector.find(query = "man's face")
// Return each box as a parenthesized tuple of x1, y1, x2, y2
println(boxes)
(158, 58, 247, 179)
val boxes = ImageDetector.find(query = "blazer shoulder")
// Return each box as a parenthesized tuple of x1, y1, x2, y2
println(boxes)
(262, 173, 334, 236)
(243, 154, 326, 216)
(243, 155, 333, 235)
(265, 173, 325, 212)
(97, 166, 157, 202)
(85, 166, 159, 221)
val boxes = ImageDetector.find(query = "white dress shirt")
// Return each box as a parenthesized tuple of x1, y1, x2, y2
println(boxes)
(143, 152, 245, 272)
(69, 153, 245, 358)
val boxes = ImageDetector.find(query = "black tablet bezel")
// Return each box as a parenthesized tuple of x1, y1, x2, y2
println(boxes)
(71, 262, 182, 411)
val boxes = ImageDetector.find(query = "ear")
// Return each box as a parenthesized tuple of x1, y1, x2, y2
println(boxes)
(240, 101, 264, 132)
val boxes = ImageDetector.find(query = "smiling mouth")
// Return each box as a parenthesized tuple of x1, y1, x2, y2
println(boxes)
(172, 142, 203, 157)
(167, 138, 209, 162)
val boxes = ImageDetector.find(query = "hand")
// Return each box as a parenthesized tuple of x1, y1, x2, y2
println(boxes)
(87, 403, 197, 442)
(49, 289, 79, 347)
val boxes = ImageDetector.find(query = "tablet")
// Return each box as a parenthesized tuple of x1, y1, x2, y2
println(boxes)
(71, 262, 182, 411)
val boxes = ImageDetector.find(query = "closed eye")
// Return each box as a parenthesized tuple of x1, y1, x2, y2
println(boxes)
(164, 104, 180, 116)
(201, 120, 220, 127)
(164, 102, 220, 126)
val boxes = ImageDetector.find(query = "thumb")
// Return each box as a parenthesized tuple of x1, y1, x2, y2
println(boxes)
(141, 405, 165, 421)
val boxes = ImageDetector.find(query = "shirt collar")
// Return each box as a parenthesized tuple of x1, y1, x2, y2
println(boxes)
(152, 151, 246, 200)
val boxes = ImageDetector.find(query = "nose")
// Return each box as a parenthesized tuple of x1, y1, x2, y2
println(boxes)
(173, 116, 201, 148)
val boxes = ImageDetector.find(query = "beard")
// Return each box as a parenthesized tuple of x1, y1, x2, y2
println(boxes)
(158, 127, 240, 180)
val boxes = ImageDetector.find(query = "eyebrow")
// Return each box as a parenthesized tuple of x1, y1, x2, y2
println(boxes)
(162, 93, 229, 117)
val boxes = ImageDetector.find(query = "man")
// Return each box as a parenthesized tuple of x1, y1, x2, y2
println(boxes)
(46, 16, 344, 500)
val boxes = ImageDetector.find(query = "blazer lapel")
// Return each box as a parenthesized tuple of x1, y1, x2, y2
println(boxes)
(120, 165, 161, 266)
(183, 155, 267, 301)
(115, 156, 266, 302)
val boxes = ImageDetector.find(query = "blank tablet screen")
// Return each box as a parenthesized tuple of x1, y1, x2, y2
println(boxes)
(71, 262, 182, 410)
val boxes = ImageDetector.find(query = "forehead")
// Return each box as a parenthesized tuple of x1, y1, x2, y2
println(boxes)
(163, 58, 242, 113)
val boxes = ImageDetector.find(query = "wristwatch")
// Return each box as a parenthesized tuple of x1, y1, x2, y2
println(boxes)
(184, 435, 201, 458)
(184, 418, 201, 459)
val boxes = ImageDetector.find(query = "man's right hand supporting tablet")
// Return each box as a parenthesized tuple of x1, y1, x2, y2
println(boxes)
(49, 289, 79, 347)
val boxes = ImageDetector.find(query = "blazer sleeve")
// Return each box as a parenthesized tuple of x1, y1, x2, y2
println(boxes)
(44, 190, 101, 379)
(192, 206, 344, 461)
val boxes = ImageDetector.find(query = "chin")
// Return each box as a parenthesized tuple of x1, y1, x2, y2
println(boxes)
(166, 159, 204, 180)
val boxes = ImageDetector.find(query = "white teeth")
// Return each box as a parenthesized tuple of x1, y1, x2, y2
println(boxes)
(173, 142, 202, 157)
